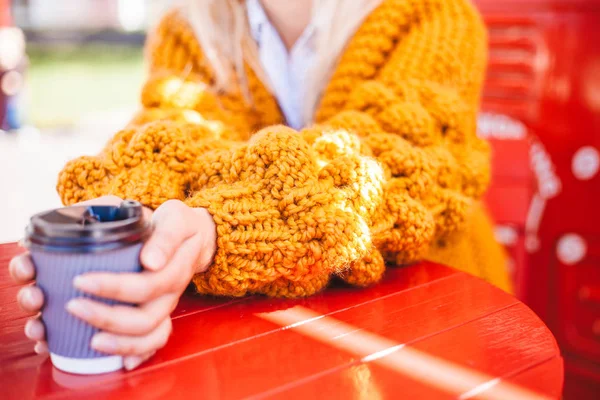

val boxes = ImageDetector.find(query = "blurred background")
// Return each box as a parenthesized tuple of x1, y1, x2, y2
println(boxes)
(11, 0, 168, 128)
(1, 0, 170, 243)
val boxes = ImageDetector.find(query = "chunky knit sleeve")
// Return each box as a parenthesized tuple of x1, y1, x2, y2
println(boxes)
(304, 0, 491, 285)
(185, 0, 491, 297)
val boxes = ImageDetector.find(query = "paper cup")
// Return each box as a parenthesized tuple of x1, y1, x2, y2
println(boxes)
(25, 201, 150, 375)
(32, 245, 142, 374)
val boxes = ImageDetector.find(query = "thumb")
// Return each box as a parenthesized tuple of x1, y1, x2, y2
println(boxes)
(140, 200, 200, 271)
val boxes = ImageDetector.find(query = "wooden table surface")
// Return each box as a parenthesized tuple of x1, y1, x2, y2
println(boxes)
(0, 242, 563, 399)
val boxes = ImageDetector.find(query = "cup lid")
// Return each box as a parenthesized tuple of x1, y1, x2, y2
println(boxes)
(25, 200, 151, 252)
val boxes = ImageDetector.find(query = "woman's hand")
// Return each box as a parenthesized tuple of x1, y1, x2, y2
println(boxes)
(9, 196, 217, 370)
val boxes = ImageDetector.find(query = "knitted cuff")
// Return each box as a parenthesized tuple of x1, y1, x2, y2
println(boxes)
(184, 125, 377, 297)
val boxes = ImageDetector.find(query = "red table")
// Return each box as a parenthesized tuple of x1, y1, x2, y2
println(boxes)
(0, 242, 563, 399)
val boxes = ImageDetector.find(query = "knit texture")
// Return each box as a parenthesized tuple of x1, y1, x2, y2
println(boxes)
(57, 0, 512, 297)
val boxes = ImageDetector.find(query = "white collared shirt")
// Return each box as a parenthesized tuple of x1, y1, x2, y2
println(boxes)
(246, 0, 316, 129)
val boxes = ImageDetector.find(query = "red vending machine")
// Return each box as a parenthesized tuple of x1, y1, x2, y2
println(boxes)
(474, 0, 600, 398)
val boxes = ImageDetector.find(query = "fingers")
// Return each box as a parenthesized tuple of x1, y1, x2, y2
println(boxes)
(141, 200, 200, 271)
(34, 341, 48, 354)
(160, 231, 205, 279)
(90, 317, 172, 357)
(123, 351, 156, 371)
(73, 232, 203, 304)
(17, 285, 44, 313)
(25, 317, 48, 354)
(73, 269, 169, 304)
(66, 293, 179, 335)
(25, 317, 45, 341)
(9, 252, 35, 284)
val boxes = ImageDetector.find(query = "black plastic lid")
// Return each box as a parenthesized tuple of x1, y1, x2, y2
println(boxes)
(25, 200, 151, 253)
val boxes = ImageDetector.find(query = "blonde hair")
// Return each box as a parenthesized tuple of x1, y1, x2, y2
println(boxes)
(183, 0, 382, 125)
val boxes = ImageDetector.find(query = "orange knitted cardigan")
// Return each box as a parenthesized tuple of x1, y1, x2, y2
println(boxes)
(57, 0, 512, 297)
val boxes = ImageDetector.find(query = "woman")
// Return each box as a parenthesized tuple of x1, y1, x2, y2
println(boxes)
(9, 0, 510, 370)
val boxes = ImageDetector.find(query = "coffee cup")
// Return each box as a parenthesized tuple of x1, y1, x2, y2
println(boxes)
(24, 200, 151, 375)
